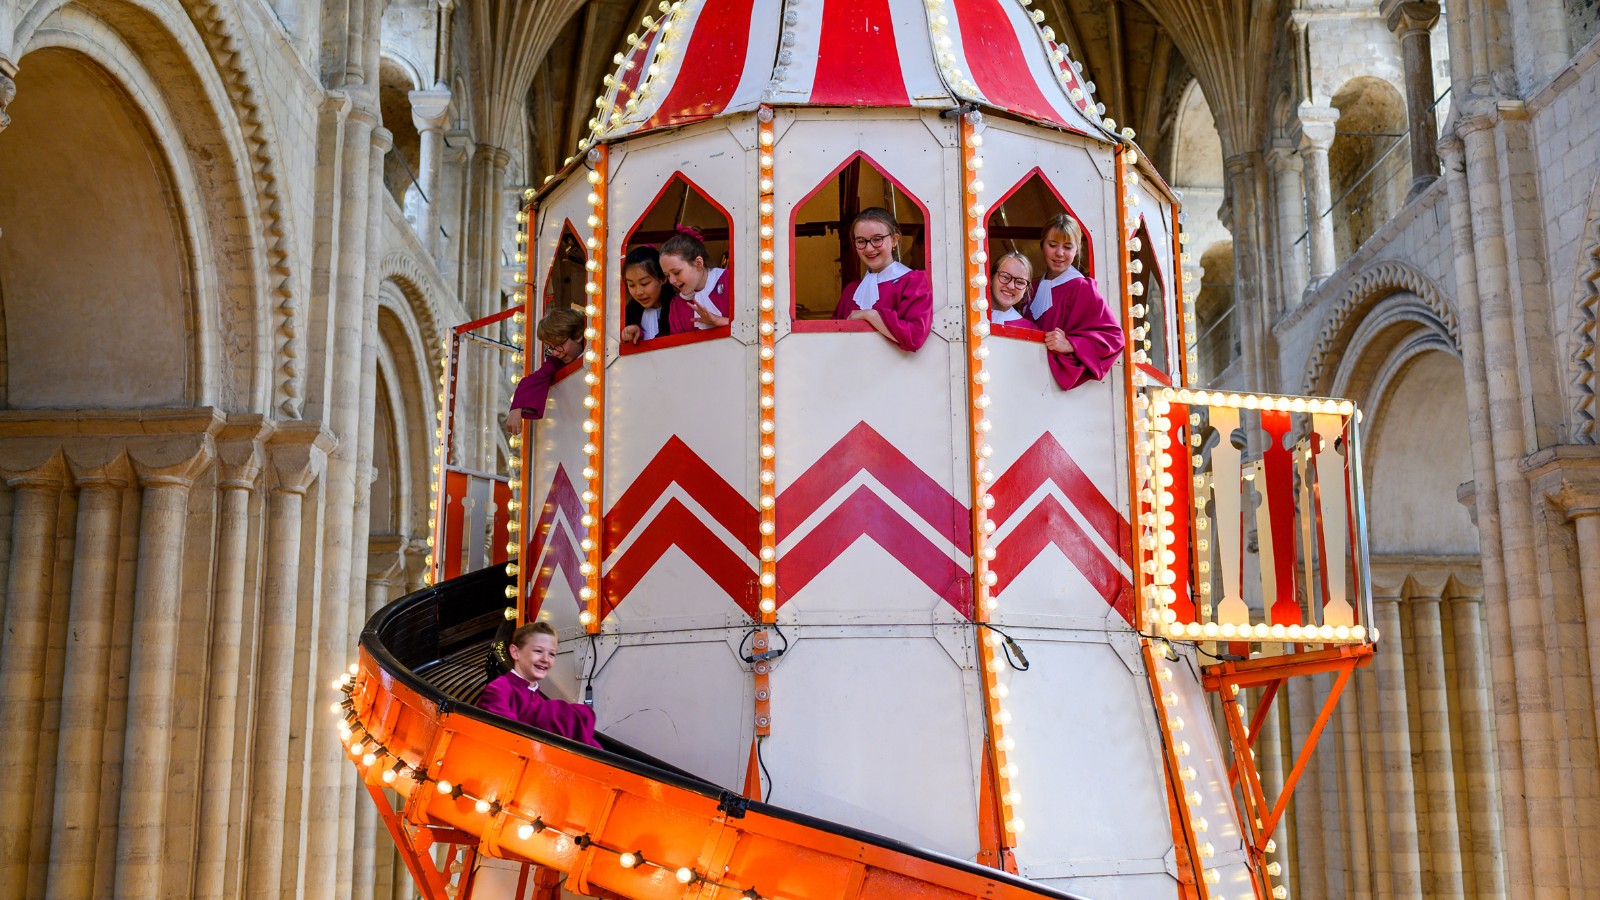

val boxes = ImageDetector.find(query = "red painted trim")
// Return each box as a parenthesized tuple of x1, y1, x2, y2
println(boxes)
(985, 166, 1096, 280)
(601, 497, 759, 619)
(787, 150, 933, 322)
(951, 0, 1071, 130)
(991, 494, 1131, 622)
(616, 324, 733, 355)
(643, 0, 757, 131)
(1262, 409, 1299, 626)
(789, 320, 879, 335)
(454, 305, 521, 334)
(619, 172, 738, 354)
(1136, 362, 1172, 386)
(540, 219, 587, 320)
(603, 435, 760, 554)
(811, 0, 910, 106)
(777, 486, 972, 617)
(777, 421, 969, 547)
(1164, 405, 1194, 624)
(989, 323, 1045, 343)
(989, 432, 1125, 550)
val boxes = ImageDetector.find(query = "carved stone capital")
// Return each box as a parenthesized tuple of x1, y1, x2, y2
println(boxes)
(66, 451, 132, 491)
(1296, 105, 1340, 152)
(409, 88, 452, 133)
(1381, 0, 1441, 35)
(1523, 444, 1600, 520)
(265, 424, 334, 495)
(130, 436, 215, 489)
(1266, 141, 1303, 174)
(368, 534, 409, 585)
(1, 450, 66, 491)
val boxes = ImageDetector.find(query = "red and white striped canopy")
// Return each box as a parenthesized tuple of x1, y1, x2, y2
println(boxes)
(593, 0, 1113, 141)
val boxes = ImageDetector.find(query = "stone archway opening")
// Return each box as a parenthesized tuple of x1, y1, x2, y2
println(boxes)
(1329, 76, 1409, 262)
(0, 47, 192, 409)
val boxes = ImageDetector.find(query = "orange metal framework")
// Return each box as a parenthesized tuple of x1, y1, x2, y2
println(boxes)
(1202, 644, 1374, 900)
(341, 647, 1079, 900)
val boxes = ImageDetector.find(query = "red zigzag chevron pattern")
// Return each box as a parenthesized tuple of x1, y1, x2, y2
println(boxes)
(523, 425, 1130, 622)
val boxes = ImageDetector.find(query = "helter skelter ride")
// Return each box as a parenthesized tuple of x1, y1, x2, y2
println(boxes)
(337, 1, 1377, 898)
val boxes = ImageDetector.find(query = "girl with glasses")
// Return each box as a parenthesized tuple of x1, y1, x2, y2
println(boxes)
(988, 251, 1037, 328)
(660, 225, 732, 328)
(1027, 214, 1125, 390)
(831, 207, 933, 351)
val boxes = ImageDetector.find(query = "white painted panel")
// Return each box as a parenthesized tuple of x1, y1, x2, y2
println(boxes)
(763, 634, 980, 859)
(1003, 636, 1174, 875)
(527, 369, 590, 639)
(593, 639, 750, 791)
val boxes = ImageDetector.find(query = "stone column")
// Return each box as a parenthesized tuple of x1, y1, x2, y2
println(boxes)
(113, 440, 214, 898)
(245, 432, 326, 900)
(1345, 667, 1378, 898)
(191, 435, 264, 899)
(1382, 1, 1442, 195)
(409, 88, 452, 258)
(352, 541, 406, 900)
(1438, 131, 1531, 888)
(303, 99, 383, 897)
(1266, 141, 1309, 306)
(0, 452, 65, 898)
(1406, 574, 1465, 897)
(43, 452, 129, 897)
(1373, 593, 1424, 898)
(1296, 106, 1339, 283)
(1446, 577, 1508, 898)
(1457, 107, 1565, 893)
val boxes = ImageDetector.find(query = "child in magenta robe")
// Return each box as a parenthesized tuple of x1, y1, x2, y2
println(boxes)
(988, 251, 1039, 330)
(831, 207, 934, 351)
(506, 307, 584, 432)
(1027, 214, 1125, 390)
(621, 245, 695, 343)
(478, 621, 601, 748)
(660, 226, 731, 328)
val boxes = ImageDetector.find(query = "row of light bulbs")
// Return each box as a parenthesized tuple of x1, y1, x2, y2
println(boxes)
(331, 665, 771, 899)
(755, 108, 780, 620)
(958, 108, 1025, 844)
(576, 151, 609, 631)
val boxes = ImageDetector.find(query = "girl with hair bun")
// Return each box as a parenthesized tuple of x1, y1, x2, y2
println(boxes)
(831, 207, 934, 352)
(621, 245, 696, 343)
(659, 225, 731, 328)
(1028, 213, 1124, 390)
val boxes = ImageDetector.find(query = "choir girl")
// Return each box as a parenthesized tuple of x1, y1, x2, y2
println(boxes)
(621, 245, 696, 343)
(831, 207, 934, 351)
(988, 251, 1038, 329)
(1028, 214, 1125, 389)
(506, 306, 585, 431)
(478, 621, 601, 748)
(659, 225, 731, 328)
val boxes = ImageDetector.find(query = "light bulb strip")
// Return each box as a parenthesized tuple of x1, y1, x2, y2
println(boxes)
(1172, 204, 1197, 388)
(1140, 643, 1216, 898)
(580, 146, 609, 634)
(568, 1, 691, 162)
(336, 705, 774, 899)
(513, 197, 537, 619)
(756, 107, 779, 623)
(959, 111, 1022, 851)
(427, 332, 462, 586)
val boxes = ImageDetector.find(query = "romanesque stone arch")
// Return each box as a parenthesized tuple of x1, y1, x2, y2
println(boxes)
(1301, 258, 1458, 396)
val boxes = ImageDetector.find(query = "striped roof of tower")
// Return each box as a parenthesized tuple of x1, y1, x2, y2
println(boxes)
(582, 0, 1115, 144)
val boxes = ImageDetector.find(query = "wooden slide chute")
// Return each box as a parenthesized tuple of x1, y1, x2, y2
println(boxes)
(340, 567, 1087, 900)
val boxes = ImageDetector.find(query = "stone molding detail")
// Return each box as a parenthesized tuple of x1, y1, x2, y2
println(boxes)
(1300, 259, 1459, 395)
(1571, 178, 1600, 443)
(181, 0, 301, 418)
(0, 71, 15, 134)
(380, 251, 448, 353)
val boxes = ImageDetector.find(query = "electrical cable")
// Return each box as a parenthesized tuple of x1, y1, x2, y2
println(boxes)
(976, 621, 1030, 671)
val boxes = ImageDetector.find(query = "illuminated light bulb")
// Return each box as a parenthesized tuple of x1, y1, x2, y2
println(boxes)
(475, 799, 492, 814)
(517, 823, 535, 840)
(436, 780, 453, 794)
(578, 610, 595, 625)
(676, 868, 696, 884)
(362, 752, 377, 766)
(1267, 862, 1282, 876)
(1168, 715, 1184, 731)
(382, 768, 397, 784)
(1180, 766, 1197, 782)
(620, 851, 640, 868)
(759, 598, 776, 615)
(1008, 818, 1025, 834)
(1204, 868, 1220, 884)
(1264, 839, 1277, 853)
(1272, 888, 1287, 899)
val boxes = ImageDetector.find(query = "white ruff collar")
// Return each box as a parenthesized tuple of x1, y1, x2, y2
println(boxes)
(852, 261, 912, 309)
(991, 305, 1025, 324)
(1030, 265, 1083, 319)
